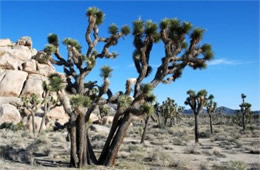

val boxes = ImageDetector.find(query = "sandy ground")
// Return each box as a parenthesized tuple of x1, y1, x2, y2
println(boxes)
(0, 116, 259, 170)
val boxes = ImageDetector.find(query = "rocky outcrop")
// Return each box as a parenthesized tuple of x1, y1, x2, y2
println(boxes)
(47, 106, 70, 125)
(0, 70, 28, 97)
(21, 74, 47, 98)
(0, 37, 69, 130)
(0, 104, 21, 124)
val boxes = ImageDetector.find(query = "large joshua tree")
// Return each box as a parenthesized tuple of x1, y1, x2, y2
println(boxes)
(239, 93, 252, 131)
(44, 7, 213, 167)
(185, 90, 213, 143)
(206, 95, 217, 134)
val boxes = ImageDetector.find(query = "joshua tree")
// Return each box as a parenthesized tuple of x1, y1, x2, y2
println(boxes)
(160, 97, 180, 127)
(19, 94, 41, 136)
(154, 102, 161, 127)
(185, 90, 213, 143)
(38, 77, 63, 134)
(206, 95, 217, 134)
(140, 95, 156, 144)
(239, 93, 252, 131)
(44, 7, 213, 167)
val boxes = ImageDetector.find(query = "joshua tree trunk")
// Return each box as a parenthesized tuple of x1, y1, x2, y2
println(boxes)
(140, 116, 149, 144)
(38, 112, 46, 135)
(209, 114, 213, 134)
(156, 112, 161, 127)
(99, 113, 132, 166)
(194, 113, 199, 143)
(31, 112, 36, 136)
(77, 113, 87, 167)
(242, 113, 245, 131)
(164, 118, 167, 127)
(70, 114, 78, 167)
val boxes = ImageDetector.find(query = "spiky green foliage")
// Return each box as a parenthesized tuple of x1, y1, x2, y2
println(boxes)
(44, 44, 56, 55)
(21, 93, 41, 106)
(187, 90, 195, 97)
(86, 7, 104, 25)
(145, 20, 158, 36)
(108, 24, 118, 35)
(100, 65, 113, 78)
(71, 95, 91, 108)
(146, 94, 156, 103)
(191, 27, 205, 40)
(169, 18, 180, 31)
(118, 95, 132, 108)
(48, 73, 65, 92)
(140, 83, 153, 96)
(182, 22, 193, 33)
(121, 25, 131, 35)
(197, 89, 208, 97)
(208, 94, 214, 100)
(62, 38, 82, 53)
(47, 33, 58, 45)
(133, 19, 144, 35)
(160, 18, 171, 29)
(141, 103, 154, 116)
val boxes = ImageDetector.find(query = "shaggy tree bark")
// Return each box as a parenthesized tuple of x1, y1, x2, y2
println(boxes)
(194, 113, 199, 143)
(140, 116, 149, 144)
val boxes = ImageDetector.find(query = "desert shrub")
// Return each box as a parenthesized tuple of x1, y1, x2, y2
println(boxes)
(199, 130, 211, 138)
(212, 148, 226, 158)
(128, 144, 144, 152)
(213, 161, 247, 170)
(200, 162, 210, 170)
(150, 150, 172, 166)
(184, 144, 201, 154)
(0, 145, 34, 164)
(172, 137, 188, 146)
(0, 122, 25, 131)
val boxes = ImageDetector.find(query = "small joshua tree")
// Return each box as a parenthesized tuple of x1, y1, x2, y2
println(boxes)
(206, 95, 217, 134)
(38, 76, 64, 134)
(140, 91, 156, 144)
(239, 93, 252, 131)
(185, 90, 212, 143)
(160, 97, 178, 127)
(154, 102, 161, 127)
(19, 94, 41, 136)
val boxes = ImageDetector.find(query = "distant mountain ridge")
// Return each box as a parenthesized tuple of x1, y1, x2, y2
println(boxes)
(183, 106, 260, 115)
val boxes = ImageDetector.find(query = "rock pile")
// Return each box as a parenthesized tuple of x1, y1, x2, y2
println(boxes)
(0, 37, 69, 128)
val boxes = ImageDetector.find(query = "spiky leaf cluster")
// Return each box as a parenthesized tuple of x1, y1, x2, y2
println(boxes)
(108, 24, 118, 35)
(100, 65, 113, 78)
(121, 25, 131, 35)
(141, 103, 154, 116)
(140, 84, 153, 96)
(86, 7, 104, 25)
(47, 33, 58, 45)
(62, 38, 82, 53)
(133, 19, 144, 35)
(191, 27, 205, 41)
(118, 95, 132, 109)
(48, 73, 65, 92)
(44, 44, 56, 55)
(71, 95, 91, 108)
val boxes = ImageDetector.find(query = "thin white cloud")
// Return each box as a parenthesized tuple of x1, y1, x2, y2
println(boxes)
(207, 58, 234, 66)
(207, 58, 254, 66)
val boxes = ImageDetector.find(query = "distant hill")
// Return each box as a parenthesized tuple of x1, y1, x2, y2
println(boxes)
(183, 106, 260, 115)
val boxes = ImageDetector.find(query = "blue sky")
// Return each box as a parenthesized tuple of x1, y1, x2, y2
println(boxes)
(1, 1, 259, 110)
